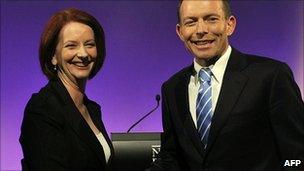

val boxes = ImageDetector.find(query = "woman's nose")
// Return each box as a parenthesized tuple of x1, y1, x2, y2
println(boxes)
(77, 45, 88, 57)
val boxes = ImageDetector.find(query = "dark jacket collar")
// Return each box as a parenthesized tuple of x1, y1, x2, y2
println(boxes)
(204, 47, 249, 157)
(47, 78, 114, 168)
(173, 47, 249, 159)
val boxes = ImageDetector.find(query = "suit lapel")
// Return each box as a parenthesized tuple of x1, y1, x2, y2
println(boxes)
(50, 79, 107, 166)
(86, 101, 115, 164)
(174, 65, 206, 157)
(205, 49, 249, 154)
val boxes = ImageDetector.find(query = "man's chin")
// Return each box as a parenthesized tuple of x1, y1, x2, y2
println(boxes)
(188, 49, 214, 59)
(193, 54, 218, 66)
(194, 54, 215, 61)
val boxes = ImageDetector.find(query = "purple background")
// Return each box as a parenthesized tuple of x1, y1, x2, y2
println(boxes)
(1, 1, 303, 170)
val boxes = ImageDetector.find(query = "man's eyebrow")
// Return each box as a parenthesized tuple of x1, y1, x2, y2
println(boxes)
(204, 14, 221, 18)
(182, 13, 221, 21)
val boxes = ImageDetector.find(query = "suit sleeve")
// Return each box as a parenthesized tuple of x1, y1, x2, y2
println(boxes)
(19, 100, 68, 171)
(268, 63, 304, 170)
(148, 82, 181, 171)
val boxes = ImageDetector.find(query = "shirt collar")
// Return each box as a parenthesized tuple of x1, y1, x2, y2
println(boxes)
(193, 45, 232, 85)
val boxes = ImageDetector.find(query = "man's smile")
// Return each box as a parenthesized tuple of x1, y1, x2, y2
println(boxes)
(190, 39, 215, 49)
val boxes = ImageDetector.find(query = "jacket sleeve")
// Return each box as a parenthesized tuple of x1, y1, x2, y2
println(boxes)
(19, 98, 68, 171)
(268, 63, 304, 170)
(148, 82, 181, 171)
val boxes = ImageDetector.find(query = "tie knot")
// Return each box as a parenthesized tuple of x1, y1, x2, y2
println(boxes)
(198, 68, 212, 83)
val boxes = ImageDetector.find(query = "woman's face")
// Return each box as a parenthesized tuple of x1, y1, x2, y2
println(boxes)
(52, 22, 97, 83)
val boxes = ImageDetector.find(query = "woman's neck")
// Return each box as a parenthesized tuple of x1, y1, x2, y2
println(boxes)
(58, 73, 87, 108)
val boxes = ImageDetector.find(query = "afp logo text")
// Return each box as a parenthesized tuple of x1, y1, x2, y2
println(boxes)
(284, 160, 301, 167)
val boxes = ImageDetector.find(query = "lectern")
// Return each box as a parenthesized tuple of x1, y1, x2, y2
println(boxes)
(111, 132, 161, 171)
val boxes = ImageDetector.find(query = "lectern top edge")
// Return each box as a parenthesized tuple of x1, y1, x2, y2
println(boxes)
(111, 132, 161, 141)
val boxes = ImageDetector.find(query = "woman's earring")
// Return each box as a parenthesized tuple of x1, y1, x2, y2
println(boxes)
(53, 65, 57, 71)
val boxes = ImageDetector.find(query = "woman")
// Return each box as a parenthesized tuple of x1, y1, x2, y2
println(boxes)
(19, 8, 113, 171)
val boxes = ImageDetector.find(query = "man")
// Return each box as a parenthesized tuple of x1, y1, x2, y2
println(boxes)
(149, 0, 304, 170)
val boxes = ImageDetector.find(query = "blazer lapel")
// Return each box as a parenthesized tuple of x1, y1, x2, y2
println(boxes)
(205, 48, 249, 155)
(50, 79, 107, 166)
(174, 65, 205, 157)
(86, 101, 115, 165)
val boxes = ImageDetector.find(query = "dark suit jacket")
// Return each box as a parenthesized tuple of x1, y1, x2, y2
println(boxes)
(150, 48, 304, 171)
(20, 78, 114, 171)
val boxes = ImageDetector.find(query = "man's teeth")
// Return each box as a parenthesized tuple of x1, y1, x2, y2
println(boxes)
(194, 40, 213, 45)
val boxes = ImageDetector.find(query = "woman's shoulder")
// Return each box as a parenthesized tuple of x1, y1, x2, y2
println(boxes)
(27, 82, 57, 106)
(24, 81, 65, 122)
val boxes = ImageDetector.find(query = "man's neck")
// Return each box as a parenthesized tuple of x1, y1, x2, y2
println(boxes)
(195, 45, 229, 67)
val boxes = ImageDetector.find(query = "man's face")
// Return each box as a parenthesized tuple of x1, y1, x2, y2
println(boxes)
(176, 0, 236, 63)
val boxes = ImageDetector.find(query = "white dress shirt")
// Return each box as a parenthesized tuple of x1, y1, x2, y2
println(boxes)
(96, 132, 111, 163)
(188, 46, 232, 128)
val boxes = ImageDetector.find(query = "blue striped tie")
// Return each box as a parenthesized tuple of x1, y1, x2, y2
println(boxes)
(196, 68, 212, 148)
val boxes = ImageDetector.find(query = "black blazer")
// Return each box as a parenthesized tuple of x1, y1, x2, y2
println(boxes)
(150, 48, 304, 171)
(20, 78, 114, 171)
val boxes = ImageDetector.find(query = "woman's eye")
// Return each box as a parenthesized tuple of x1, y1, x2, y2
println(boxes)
(65, 44, 76, 48)
(86, 43, 96, 48)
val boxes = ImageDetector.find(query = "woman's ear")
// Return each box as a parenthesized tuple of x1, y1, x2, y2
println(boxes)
(51, 55, 57, 65)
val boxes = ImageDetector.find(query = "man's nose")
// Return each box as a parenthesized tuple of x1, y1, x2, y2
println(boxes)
(196, 20, 208, 36)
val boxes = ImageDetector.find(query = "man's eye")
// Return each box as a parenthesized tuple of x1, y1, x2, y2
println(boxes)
(185, 21, 195, 26)
(208, 17, 218, 22)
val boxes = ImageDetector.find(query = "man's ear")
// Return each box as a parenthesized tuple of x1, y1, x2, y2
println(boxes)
(176, 24, 185, 42)
(226, 15, 236, 36)
(51, 55, 57, 65)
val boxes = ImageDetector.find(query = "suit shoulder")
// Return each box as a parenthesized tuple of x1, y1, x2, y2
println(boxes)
(243, 53, 286, 67)
(26, 84, 55, 107)
(162, 65, 192, 89)
(237, 53, 297, 86)
(24, 83, 64, 121)
(239, 52, 294, 74)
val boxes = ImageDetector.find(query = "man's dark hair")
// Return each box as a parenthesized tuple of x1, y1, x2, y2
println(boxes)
(177, 0, 232, 23)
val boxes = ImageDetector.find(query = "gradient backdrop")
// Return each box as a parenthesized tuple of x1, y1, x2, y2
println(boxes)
(1, 1, 303, 170)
